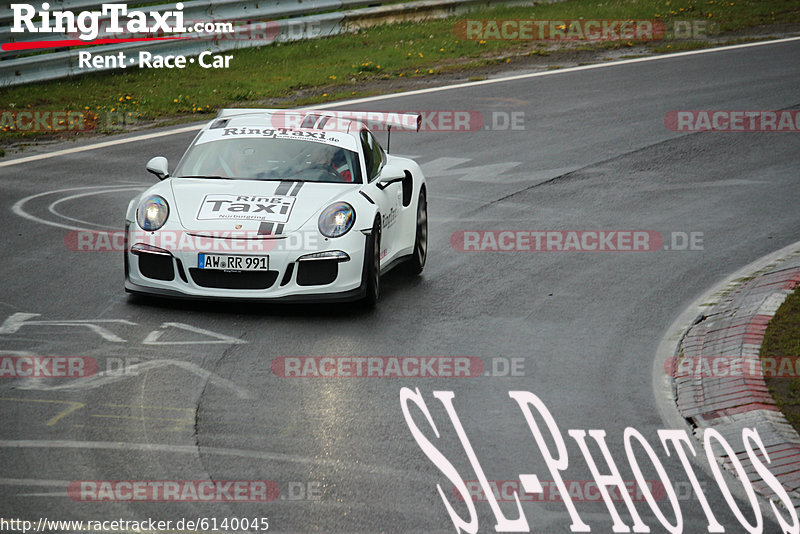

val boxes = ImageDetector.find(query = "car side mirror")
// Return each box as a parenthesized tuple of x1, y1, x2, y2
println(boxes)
(146, 156, 169, 180)
(377, 163, 406, 190)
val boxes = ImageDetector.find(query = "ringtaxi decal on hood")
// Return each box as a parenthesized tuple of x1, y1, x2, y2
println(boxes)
(197, 194, 296, 223)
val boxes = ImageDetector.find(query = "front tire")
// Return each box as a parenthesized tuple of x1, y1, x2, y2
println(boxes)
(361, 216, 382, 307)
(405, 189, 427, 275)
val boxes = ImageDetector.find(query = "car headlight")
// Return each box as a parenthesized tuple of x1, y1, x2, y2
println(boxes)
(137, 195, 169, 231)
(318, 202, 355, 238)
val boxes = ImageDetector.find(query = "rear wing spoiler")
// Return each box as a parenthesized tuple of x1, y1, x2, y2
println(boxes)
(304, 110, 422, 132)
(215, 108, 421, 132)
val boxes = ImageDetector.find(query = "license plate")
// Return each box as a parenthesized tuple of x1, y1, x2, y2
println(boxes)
(198, 253, 269, 271)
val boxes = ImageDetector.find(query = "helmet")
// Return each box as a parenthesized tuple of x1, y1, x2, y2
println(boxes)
(233, 146, 260, 177)
(308, 143, 337, 166)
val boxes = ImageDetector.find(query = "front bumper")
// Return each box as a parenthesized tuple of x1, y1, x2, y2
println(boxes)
(124, 227, 368, 302)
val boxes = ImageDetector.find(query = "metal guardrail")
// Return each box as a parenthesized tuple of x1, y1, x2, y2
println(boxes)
(0, 0, 528, 87)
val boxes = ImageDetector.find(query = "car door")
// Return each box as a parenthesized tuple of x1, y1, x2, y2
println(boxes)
(360, 129, 401, 264)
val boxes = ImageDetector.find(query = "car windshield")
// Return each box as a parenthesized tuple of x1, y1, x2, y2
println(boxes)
(174, 138, 362, 183)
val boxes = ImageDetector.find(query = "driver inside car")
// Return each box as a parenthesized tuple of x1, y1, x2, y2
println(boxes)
(212, 144, 261, 178)
(307, 143, 352, 182)
(230, 146, 261, 178)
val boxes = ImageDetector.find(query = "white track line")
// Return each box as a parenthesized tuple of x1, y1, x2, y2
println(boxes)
(47, 187, 146, 229)
(0, 439, 415, 478)
(1, 36, 799, 170)
(1, 125, 203, 169)
(12, 185, 143, 231)
(0, 478, 69, 487)
(17, 360, 252, 399)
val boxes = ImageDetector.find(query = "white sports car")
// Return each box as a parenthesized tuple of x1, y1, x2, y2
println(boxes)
(124, 109, 427, 305)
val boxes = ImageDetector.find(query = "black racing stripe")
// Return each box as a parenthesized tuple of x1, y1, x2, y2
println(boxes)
(275, 224, 285, 235)
(258, 221, 275, 235)
(275, 181, 293, 195)
(289, 181, 304, 196)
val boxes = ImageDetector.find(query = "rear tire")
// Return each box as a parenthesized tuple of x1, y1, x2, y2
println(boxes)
(405, 189, 427, 275)
(361, 216, 381, 307)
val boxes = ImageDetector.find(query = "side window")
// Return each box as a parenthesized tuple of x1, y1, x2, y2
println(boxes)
(373, 136, 386, 173)
(360, 131, 375, 181)
(360, 130, 384, 182)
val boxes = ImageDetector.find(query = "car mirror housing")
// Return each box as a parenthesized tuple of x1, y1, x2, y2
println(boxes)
(377, 163, 406, 189)
(146, 156, 169, 180)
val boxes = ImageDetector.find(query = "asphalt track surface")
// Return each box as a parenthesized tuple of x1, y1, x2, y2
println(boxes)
(1, 39, 799, 533)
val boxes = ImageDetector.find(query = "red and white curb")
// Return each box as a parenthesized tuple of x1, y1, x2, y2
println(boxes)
(656, 247, 800, 516)
(673, 265, 800, 504)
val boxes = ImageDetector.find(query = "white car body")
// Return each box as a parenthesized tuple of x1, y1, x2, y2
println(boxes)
(124, 109, 427, 304)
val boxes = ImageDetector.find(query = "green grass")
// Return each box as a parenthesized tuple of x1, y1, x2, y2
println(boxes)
(0, 0, 798, 145)
(761, 285, 800, 433)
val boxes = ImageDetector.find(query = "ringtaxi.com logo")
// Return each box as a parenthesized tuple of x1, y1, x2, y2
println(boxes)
(63, 18, 278, 42)
(6, 4, 240, 71)
(10, 3, 190, 42)
(74, 18, 321, 43)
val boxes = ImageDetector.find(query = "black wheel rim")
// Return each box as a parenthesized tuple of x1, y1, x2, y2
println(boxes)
(416, 195, 427, 265)
(372, 224, 381, 299)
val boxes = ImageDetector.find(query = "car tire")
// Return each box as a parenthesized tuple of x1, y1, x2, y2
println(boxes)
(405, 189, 427, 275)
(361, 216, 381, 307)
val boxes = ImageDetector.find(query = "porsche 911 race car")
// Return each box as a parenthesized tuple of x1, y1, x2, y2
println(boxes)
(124, 108, 427, 305)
